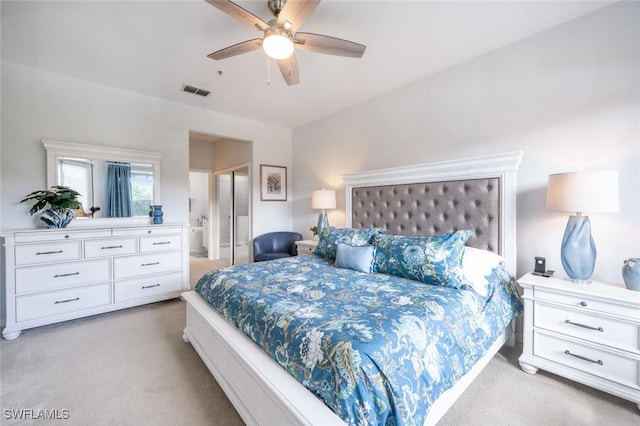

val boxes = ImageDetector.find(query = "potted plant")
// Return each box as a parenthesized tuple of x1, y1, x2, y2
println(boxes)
(21, 186, 83, 228)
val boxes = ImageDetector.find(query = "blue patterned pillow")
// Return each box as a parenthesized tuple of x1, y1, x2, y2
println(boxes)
(334, 243, 376, 273)
(373, 230, 473, 288)
(314, 226, 385, 260)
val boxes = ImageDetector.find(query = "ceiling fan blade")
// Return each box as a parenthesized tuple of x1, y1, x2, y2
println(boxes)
(277, 0, 320, 33)
(207, 38, 262, 60)
(295, 32, 366, 58)
(277, 53, 300, 86)
(204, 0, 269, 31)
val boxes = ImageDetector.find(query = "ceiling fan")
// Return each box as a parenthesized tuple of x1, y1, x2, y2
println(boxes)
(204, 0, 366, 85)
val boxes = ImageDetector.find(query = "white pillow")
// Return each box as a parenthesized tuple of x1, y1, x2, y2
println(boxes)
(461, 246, 505, 297)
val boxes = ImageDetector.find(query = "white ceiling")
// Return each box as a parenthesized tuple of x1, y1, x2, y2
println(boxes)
(1, 0, 614, 129)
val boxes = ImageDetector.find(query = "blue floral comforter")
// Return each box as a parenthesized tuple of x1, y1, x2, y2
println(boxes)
(195, 256, 522, 425)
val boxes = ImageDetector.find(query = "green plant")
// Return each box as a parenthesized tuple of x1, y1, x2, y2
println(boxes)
(21, 186, 82, 215)
(310, 225, 318, 236)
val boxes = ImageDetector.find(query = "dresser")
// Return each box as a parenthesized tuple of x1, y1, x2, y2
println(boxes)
(2, 223, 189, 339)
(518, 272, 640, 409)
(295, 239, 318, 257)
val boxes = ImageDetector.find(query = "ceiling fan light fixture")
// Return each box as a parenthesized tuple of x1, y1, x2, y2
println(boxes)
(262, 29, 294, 60)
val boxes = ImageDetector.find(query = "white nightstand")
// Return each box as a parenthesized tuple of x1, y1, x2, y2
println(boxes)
(518, 272, 640, 410)
(295, 240, 318, 257)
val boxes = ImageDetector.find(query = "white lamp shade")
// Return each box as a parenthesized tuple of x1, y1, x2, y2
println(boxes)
(311, 189, 336, 210)
(263, 32, 294, 60)
(547, 170, 619, 214)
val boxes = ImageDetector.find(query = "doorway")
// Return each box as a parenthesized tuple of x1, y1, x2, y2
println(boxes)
(214, 165, 250, 266)
(188, 170, 211, 258)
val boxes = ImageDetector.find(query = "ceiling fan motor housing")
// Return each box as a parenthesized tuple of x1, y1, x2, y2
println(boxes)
(268, 0, 287, 17)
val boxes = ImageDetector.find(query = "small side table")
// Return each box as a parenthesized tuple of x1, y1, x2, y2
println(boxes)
(295, 240, 318, 257)
(518, 272, 640, 410)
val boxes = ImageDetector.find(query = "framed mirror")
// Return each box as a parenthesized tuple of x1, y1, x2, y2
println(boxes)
(43, 140, 162, 222)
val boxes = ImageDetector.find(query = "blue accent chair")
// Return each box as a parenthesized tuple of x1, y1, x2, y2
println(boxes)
(253, 232, 303, 262)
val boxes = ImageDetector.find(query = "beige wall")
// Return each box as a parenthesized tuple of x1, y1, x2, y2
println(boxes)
(291, 2, 640, 284)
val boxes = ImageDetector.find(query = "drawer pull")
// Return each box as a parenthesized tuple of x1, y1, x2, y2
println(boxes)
(54, 297, 80, 304)
(152, 241, 171, 245)
(53, 272, 80, 278)
(36, 250, 64, 255)
(142, 284, 161, 289)
(564, 350, 603, 365)
(564, 319, 604, 332)
(141, 262, 160, 267)
(101, 245, 124, 250)
(579, 301, 588, 307)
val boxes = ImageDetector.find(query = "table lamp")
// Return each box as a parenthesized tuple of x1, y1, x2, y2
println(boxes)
(546, 170, 619, 283)
(311, 188, 336, 237)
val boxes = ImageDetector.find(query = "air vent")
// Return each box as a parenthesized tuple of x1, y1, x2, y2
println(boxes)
(181, 84, 210, 97)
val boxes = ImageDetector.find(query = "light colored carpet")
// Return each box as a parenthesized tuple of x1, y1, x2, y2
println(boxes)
(1, 299, 637, 425)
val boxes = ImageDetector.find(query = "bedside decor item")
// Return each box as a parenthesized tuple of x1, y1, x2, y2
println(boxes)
(260, 164, 287, 201)
(622, 258, 640, 291)
(152, 205, 164, 224)
(20, 185, 82, 229)
(546, 170, 619, 283)
(311, 188, 336, 237)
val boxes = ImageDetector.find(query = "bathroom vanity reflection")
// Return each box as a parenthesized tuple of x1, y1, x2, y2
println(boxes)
(43, 140, 162, 220)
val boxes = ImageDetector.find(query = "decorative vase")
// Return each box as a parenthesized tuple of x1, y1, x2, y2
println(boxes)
(152, 205, 163, 225)
(40, 205, 75, 229)
(622, 258, 640, 291)
(148, 206, 153, 217)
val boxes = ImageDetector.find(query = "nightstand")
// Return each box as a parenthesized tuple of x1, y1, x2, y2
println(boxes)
(518, 272, 640, 410)
(295, 240, 318, 257)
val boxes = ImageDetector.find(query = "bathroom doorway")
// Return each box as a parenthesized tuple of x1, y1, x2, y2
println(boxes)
(189, 169, 212, 259)
(214, 165, 250, 266)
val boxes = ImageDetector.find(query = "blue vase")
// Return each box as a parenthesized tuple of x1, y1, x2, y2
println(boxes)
(152, 205, 163, 224)
(622, 258, 640, 291)
(40, 206, 75, 229)
(148, 206, 153, 217)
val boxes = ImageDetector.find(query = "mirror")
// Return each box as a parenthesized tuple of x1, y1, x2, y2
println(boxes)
(43, 140, 161, 221)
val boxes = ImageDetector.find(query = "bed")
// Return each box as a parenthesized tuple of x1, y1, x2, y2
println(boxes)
(182, 151, 524, 425)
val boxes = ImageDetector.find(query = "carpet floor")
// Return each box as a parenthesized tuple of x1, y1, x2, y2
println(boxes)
(1, 299, 637, 425)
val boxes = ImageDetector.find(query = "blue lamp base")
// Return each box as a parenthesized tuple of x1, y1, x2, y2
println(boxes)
(561, 215, 596, 283)
(317, 211, 329, 237)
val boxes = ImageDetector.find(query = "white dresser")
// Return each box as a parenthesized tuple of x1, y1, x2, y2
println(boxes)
(518, 272, 640, 409)
(2, 223, 189, 339)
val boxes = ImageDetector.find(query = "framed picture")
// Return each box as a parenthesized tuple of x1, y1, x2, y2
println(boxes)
(260, 164, 287, 201)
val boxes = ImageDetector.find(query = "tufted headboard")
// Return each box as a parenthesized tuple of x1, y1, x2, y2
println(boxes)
(351, 178, 500, 253)
(342, 152, 523, 275)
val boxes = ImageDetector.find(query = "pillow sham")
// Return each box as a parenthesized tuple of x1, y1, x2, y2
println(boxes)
(334, 243, 376, 274)
(461, 246, 505, 297)
(373, 230, 472, 289)
(314, 226, 385, 260)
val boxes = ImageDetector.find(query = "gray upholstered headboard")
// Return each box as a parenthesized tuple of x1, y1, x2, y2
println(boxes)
(351, 178, 500, 253)
(342, 152, 523, 274)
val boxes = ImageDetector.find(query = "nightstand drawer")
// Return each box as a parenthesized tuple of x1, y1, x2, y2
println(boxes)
(535, 301, 640, 354)
(534, 331, 640, 391)
(535, 288, 637, 320)
(295, 240, 318, 257)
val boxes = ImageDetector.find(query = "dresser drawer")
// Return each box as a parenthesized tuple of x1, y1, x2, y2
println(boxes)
(14, 229, 111, 243)
(112, 226, 183, 237)
(535, 302, 640, 354)
(15, 283, 111, 322)
(534, 331, 640, 391)
(139, 234, 182, 253)
(15, 259, 111, 294)
(15, 241, 81, 266)
(534, 288, 637, 320)
(113, 252, 182, 280)
(85, 237, 137, 258)
(114, 272, 183, 303)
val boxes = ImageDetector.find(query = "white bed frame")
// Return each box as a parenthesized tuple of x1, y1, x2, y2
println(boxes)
(182, 152, 523, 426)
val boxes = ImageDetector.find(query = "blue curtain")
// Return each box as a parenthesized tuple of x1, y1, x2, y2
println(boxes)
(106, 163, 133, 217)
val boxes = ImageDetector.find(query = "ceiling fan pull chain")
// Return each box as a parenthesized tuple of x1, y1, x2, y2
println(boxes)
(266, 56, 271, 86)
